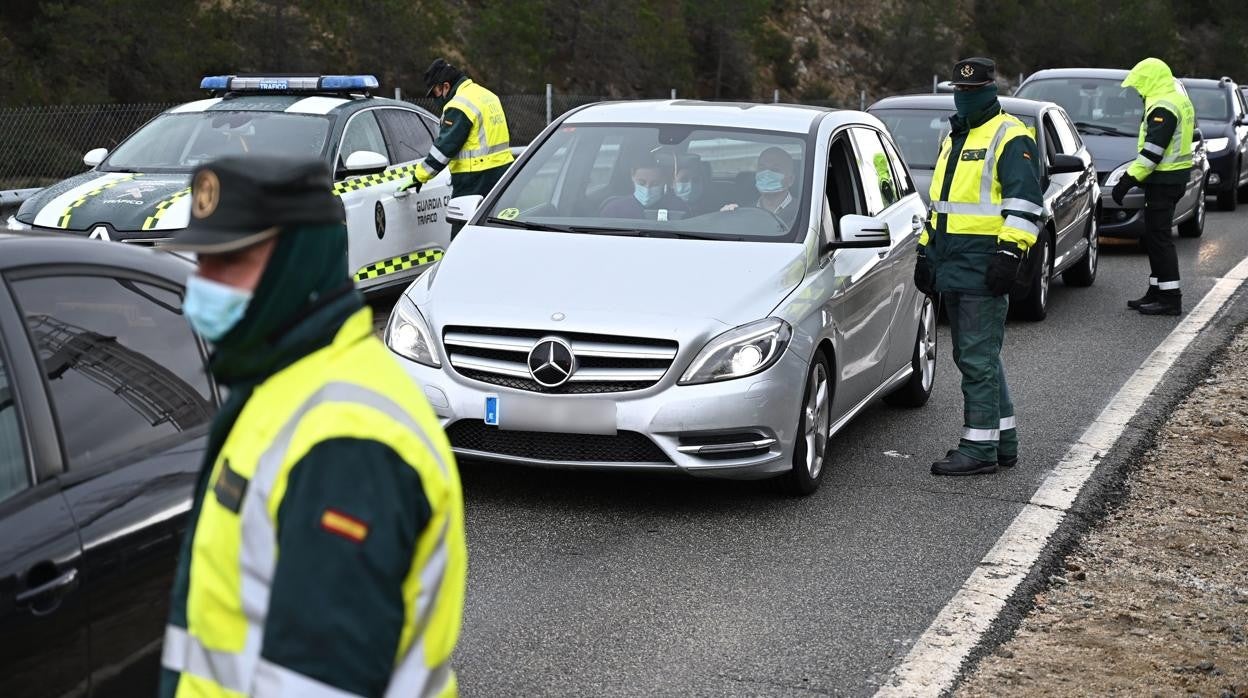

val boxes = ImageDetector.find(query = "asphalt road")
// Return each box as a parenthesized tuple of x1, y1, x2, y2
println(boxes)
(420, 206, 1248, 696)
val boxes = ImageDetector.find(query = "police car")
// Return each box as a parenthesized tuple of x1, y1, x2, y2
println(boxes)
(8, 74, 453, 293)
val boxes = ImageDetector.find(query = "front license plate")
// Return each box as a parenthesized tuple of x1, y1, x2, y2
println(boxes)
(487, 395, 616, 435)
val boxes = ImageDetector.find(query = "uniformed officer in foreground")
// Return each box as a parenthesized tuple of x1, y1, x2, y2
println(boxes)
(1112, 56, 1195, 316)
(402, 58, 514, 237)
(158, 156, 466, 697)
(913, 58, 1044, 476)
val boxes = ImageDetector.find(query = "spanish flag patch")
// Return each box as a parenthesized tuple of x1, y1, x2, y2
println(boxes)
(321, 509, 369, 543)
(1022, 151, 1031, 160)
(1153, 116, 1164, 123)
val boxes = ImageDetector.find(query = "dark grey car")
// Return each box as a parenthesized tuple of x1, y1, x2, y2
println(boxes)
(1181, 76, 1248, 211)
(1014, 68, 1208, 240)
(868, 94, 1099, 321)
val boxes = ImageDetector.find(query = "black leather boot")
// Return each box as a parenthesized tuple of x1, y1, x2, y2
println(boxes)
(1138, 294, 1182, 316)
(931, 450, 999, 476)
(1127, 286, 1159, 309)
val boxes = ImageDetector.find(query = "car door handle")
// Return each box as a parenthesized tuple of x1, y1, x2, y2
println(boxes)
(16, 568, 78, 605)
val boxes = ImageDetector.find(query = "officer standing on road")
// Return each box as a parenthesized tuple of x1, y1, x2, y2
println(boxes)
(402, 58, 514, 238)
(158, 156, 466, 697)
(913, 58, 1044, 476)
(1112, 57, 1195, 316)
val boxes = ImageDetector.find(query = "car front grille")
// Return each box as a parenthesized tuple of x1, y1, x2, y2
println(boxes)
(446, 420, 672, 463)
(442, 326, 678, 394)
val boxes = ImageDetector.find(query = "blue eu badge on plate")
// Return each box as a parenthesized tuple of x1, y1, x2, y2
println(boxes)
(484, 395, 499, 426)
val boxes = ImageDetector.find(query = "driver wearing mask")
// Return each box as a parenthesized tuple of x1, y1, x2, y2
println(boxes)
(722, 147, 799, 226)
(599, 154, 680, 218)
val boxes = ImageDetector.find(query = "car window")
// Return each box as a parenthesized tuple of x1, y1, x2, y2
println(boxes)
(1048, 112, 1080, 154)
(11, 275, 214, 470)
(104, 112, 330, 173)
(871, 108, 953, 170)
(485, 124, 810, 242)
(0, 342, 28, 504)
(848, 128, 898, 214)
(338, 111, 388, 170)
(823, 135, 865, 239)
(1041, 115, 1062, 164)
(376, 109, 434, 164)
(1057, 111, 1085, 150)
(1187, 86, 1232, 122)
(1015, 78, 1142, 137)
(880, 135, 915, 197)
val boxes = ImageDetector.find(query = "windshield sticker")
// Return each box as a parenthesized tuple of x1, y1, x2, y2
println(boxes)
(498, 207, 520, 220)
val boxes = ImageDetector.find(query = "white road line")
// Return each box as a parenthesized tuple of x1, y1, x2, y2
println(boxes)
(876, 256, 1248, 697)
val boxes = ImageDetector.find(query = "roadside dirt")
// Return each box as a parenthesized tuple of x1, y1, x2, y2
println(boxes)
(957, 328, 1248, 697)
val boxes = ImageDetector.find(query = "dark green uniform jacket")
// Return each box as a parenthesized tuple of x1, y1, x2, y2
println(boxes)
(927, 94, 1044, 294)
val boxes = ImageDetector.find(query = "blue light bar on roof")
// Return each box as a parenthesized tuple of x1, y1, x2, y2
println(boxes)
(200, 75, 379, 93)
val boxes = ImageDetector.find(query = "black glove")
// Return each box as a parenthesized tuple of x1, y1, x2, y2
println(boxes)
(913, 247, 935, 296)
(1111, 173, 1139, 206)
(985, 242, 1023, 296)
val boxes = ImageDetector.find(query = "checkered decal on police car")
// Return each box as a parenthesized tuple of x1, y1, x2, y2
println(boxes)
(142, 187, 192, 231)
(333, 164, 420, 196)
(353, 247, 443, 281)
(57, 174, 138, 228)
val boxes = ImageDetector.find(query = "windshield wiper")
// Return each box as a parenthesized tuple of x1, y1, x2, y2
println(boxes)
(483, 217, 577, 233)
(1074, 121, 1134, 137)
(571, 227, 730, 241)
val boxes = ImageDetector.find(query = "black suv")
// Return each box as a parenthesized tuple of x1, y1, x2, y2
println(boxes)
(1182, 76, 1248, 210)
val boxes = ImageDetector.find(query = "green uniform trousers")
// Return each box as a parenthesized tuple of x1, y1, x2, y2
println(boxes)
(946, 292, 1017, 461)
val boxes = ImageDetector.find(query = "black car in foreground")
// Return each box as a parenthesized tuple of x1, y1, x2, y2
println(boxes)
(1015, 68, 1208, 240)
(1181, 76, 1248, 210)
(869, 94, 1099, 321)
(0, 233, 210, 697)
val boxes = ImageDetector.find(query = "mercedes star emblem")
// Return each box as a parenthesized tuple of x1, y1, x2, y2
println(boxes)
(527, 337, 577, 388)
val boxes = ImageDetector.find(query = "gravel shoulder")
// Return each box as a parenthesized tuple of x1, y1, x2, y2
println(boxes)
(956, 327, 1248, 697)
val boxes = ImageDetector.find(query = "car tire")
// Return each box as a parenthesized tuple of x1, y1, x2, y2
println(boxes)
(1178, 184, 1207, 238)
(780, 352, 832, 496)
(1013, 233, 1051, 322)
(1217, 163, 1238, 210)
(884, 294, 937, 408)
(1061, 213, 1098, 287)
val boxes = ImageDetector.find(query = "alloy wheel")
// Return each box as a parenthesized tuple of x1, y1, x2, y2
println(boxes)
(919, 296, 937, 392)
(1039, 241, 1052, 309)
(803, 362, 831, 479)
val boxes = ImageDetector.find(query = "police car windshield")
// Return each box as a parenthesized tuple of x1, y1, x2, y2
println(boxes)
(1186, 86, 1231, 122)
(486, 124, 810, 242)
(871, 108, 1036, 170)
(102, 111, 331, 173)
(1015, 78, 1142, 136)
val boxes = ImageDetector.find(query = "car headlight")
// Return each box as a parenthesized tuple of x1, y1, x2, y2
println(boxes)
(679, 318, 791, 385)
(1204, 137, 1229, 154)
(385, 294, 440, 367)
(1103, 163, 1131, 188)
(6, 216, 31, 231)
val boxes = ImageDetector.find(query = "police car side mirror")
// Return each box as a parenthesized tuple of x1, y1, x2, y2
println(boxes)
(831, 214, 892, 249)
(83, 148, 108, 168)
(343, 150, 389, 175)
(446, 195, 484, 225)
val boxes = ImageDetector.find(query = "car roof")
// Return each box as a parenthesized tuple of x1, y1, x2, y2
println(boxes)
(166, 94, 430, 119)
(561, 100, 848, 134)
(1022, 68, 1130, 83)
(868, 94, 1056, 117)
(1181, 77, 1237, 89)
(0, 231, 194, 280)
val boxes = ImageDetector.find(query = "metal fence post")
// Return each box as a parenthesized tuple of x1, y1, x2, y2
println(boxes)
(860, 90, 866, 111)
(773, 89, 780, 104)
(394, 87, 401, 100)
(671, 88, 677, 99)
(933, 74, 938, 94)
(545, 84, 552, 125)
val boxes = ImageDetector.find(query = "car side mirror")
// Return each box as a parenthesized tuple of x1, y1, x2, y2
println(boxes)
(832, 214, 892, 249)
(343, 150, 389, 175)
(446, 195, 484, 225)
(83, 148, 107, 168)
(1049, 153, 1084, 175)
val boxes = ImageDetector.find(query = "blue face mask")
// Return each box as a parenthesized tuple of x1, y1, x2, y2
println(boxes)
(673, 180, 699, 202)
(183, 274, 253, 342)
(755, 169, 786, 194)
(634, 182, 665, 207)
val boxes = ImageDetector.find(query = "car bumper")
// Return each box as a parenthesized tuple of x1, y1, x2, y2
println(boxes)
(1098, 185, 1146, 238)
(398, 346, 811, 479)
(1205, 151, 1238, 193)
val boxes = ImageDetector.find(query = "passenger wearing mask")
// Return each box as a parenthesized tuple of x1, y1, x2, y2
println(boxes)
(599, 154, 680, 219)
(672, 156, 715, 215)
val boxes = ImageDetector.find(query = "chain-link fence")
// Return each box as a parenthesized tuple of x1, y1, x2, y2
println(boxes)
(0, 92, 872, 189)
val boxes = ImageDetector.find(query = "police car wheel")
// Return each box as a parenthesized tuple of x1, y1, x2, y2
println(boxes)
(884, 294, 937, 408)
(780, 353, 832, 496)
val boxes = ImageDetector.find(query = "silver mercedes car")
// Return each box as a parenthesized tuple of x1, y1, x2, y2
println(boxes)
(386, 100, 935, 494)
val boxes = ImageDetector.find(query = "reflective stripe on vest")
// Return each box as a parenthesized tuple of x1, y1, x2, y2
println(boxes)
(163, 312, 463, 698)
(443, 80, 514, 173)
(928, 113, 1032, 236)
(1134, 95, 1195, 174)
